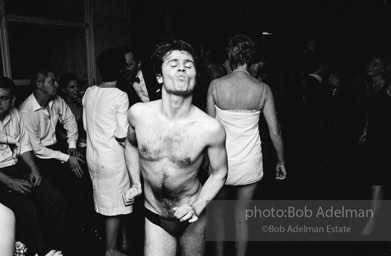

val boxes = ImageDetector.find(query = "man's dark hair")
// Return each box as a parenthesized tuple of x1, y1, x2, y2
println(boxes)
(97, 48, 125, 82)
(226, 34, 256, 69)
(151, 38, 196, 77)
(0, 76, 16, 98)
(59, 73, 78, 89)
(30, 69, 51, 89)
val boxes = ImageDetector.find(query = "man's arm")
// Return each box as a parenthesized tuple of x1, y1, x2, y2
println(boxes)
(20, 151, 42, 187)
(191, 120, 228, 218)
(0, 171, 31, 194)
(57, 97, 78, 150)
(19, 109, 70, 162)
(263, 85, 286, 180)
(123, 104, 142, 205)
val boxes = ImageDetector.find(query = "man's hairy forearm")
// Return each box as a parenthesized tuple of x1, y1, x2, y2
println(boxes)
(125, 139, 141, 186)
(191, 170, 226, 216)
(21, 151, 39, 173)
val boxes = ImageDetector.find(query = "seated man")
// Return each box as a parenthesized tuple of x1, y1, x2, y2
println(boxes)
(0, 77, 65, 255)
(123, 38, 228, 256)
(19, 70, 84, 192)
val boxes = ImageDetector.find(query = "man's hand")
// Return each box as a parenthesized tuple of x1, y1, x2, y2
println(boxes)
(29, 169, 42, 187)
(359, 133, 367, 144)
(7, 136, 20, 159)
(276, 162, 287, 180)
(123, 184, 142, 206)
(68, 148, 84, 160)
(173, 204, 199, 223)
(67, 155, 85, 178)
(6, 178, 32, 194)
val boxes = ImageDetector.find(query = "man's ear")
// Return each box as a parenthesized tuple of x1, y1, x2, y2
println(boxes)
(156, 74, 163, 84)
(36, 82, 43, 90)
(11, 97, 16, 107)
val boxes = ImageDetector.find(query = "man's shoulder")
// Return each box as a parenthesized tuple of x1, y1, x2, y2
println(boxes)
(128, 100, 160, 119)
(18, 94, 33, 112)
(192, 106, 224, 133)
(6, 108, 23, 123)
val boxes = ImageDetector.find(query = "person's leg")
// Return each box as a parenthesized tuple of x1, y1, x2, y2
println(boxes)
(179, 212, 207, 256)
(212, 186, 230, 256)
(144, 217, 176, 256)
(120, 215, 128, 251)
(32, 178, 66, 252)
(362, 185, 382, 236)
(105, 215, 126, 256)
(234, 183, 258, 256)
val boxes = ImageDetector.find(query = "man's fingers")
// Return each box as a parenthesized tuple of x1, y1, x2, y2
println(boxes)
(72, 167, 83, 178)
(180, 211, 193, 222)
(188, 215, 199, 223)
(77, 157, 86, 164)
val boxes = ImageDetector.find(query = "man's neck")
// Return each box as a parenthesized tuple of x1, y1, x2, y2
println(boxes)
(33, 90, 51, 107)
(161, 89, 193, 120)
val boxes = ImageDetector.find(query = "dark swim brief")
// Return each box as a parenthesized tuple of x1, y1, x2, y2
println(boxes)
(144, 207, 190, 237)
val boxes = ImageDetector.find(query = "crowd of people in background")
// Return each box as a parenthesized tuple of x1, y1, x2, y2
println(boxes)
(0, 33, 390, 256)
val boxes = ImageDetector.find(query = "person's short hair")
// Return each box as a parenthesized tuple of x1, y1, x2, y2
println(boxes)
(119, 44, 139, 62)
(0, 76, 16, 98)
(151, 38, 196, 77)
(97, 48, 125, 82)
(59, 73, 78, 89)
(30, 69, 51, 89)
(226, 34, 256, 69)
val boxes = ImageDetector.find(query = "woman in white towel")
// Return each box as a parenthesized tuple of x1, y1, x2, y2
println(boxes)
(207, 34, 286, 256)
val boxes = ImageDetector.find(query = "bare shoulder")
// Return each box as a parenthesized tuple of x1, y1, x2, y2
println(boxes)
(128, 100, 160, 120)
(192, 106, 226, 142)
(260, 82, 272, 96)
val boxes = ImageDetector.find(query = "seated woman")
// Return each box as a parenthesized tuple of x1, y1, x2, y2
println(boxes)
(57, 73, 86, 152)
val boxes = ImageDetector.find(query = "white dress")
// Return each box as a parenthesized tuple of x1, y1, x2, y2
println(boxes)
(215, 105, 263, 185)
(82, 86, 132, 216)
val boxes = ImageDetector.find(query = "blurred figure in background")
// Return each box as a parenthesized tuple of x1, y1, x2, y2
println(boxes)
(359, 55, 391, 235)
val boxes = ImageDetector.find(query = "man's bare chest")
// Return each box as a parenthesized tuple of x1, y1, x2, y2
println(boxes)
(136, 125, 202, 165)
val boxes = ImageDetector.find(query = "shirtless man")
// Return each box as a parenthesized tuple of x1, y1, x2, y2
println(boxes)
(123, 39, 228, 256)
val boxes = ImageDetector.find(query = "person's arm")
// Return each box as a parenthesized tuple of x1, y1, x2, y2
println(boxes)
(57, 98, 86, 177)
(0, 171, 32, 194)
(19, 109, 70, 162)
(359, 115, 368, 143)
(0, 203, 15, 256)
(174, 120, 228, 223)
(206, 80, 217, 118)
(115, 93, 129, 146)
(17, 115, 41, 187)
(57, 97, 78, 150)
(20, 151, 41, 188)
(262, 85, 287, 180)
(123, 104, 142, 205)
(0, 134, 20, 159)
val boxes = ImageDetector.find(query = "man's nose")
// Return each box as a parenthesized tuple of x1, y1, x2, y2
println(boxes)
(178, 64, 185, 72)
